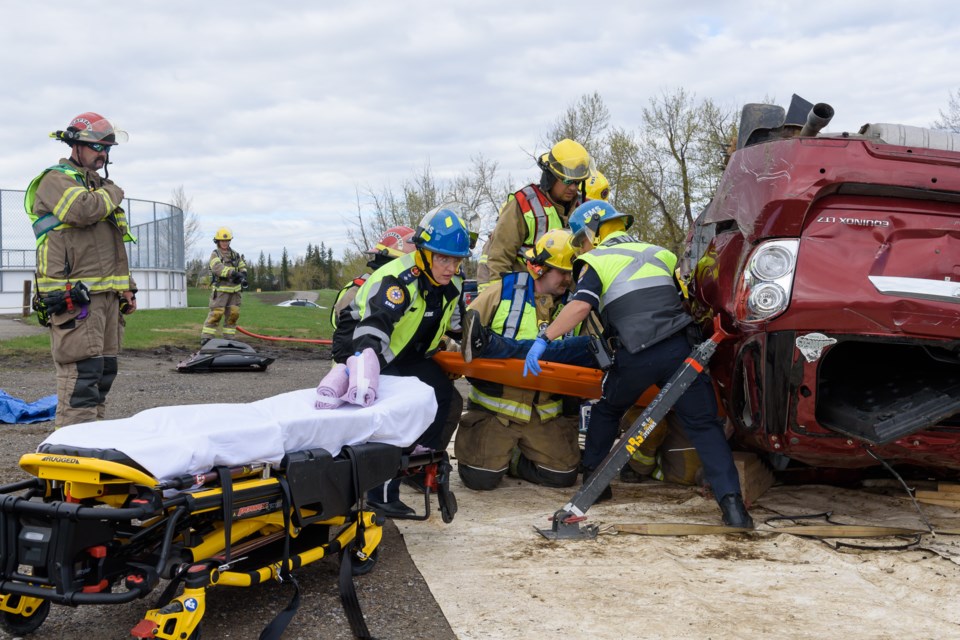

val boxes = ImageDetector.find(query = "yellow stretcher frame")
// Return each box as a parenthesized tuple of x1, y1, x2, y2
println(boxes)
(0, 443, 451, 639)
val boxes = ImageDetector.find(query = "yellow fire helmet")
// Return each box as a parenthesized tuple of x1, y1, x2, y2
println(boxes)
(538, 139, 592, 182)
(213, 227, 233, 242)
(525, 229, 575, 278)
(586, 169, 610, 201)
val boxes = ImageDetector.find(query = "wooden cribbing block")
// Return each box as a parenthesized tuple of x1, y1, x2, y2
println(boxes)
(732, 452, 774, 506)
(917, 488, 960, 509)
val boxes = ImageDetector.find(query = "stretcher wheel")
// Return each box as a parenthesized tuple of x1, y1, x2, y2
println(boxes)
(1, 599, 50, 635)
(350, 546, 380, 577)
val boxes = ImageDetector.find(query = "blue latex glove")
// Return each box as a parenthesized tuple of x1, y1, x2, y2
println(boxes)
(523, 337, 548, 377)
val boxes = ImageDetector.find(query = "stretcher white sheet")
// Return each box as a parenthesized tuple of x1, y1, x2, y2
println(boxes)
(40, 375, 437, 481)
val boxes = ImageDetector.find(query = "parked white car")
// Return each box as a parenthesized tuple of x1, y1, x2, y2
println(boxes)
(275, 299, 322, 308)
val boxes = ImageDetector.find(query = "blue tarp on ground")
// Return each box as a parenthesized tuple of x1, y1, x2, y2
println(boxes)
(0, 390, 56, 424)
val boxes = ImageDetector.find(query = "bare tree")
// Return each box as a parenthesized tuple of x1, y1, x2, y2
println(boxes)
(346, 158, 509, 264)
(603, 89, 736, 253)
(170, 186, 202, 259)
(933, 88, 960, 132)
(542, 91, 611, 157)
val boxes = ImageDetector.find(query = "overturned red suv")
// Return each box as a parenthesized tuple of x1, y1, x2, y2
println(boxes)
(683, 95, 960, 474)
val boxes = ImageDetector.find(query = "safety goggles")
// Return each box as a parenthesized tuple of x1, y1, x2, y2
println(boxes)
(433, 254, 464, 268)
(84, 142, 111, 153)
(570, 229, 595, 249)
(560, 177, 585, 186)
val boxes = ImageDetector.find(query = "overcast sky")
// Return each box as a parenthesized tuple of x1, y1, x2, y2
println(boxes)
(2, 1, 958, 262)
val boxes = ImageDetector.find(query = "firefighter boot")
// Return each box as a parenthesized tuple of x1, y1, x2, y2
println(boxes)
(367, 478, 415, 518)
(719, 493, 754, 529)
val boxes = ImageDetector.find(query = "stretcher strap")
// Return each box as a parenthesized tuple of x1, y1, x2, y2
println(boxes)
(339, 547, 373, 639)
(260, 475, 301, 640)
(217, 467, 234, 564)
(339, 445, 374, 639)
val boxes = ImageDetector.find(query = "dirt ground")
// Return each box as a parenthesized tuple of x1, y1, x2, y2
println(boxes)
(0, 345, 456, 640)
(400, 476, 960, 639)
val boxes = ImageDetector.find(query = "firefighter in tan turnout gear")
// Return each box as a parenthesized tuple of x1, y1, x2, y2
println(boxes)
(456, 229, 595, 490)
(201, 227, 247, 345)
(476, 139, 592, 291)
(25, 112, 138, 428)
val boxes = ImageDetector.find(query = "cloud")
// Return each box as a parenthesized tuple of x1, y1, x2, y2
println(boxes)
(2, 1, 959, 262)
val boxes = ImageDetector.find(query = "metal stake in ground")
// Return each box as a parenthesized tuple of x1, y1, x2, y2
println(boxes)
(537, 319, 729, 540)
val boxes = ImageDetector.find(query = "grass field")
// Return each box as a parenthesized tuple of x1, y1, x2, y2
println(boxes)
(0, 288, 338, 356)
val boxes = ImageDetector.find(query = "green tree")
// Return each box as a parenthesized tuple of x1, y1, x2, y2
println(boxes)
(326, 246, 336, 288)
(280, 248, 290, 291)
(255, 251, 268, 290)
(266, 255, 275, 290)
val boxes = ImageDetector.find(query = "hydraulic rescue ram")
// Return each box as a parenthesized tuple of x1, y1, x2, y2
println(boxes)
(537, 317, 730, 540)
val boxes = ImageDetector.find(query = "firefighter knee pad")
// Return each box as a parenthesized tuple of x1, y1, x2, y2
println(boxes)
(516, 456, 578, 488)
(99, 356, 118, 401)
(226, 306, 240, 325)
(70, 357, 104, 409)
(534, 465, 579, 488)
(457, 464, 505, 491)
(207, 308, 225, 323)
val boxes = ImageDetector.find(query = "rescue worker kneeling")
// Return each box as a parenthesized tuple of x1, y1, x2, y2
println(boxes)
(456, 230, 591, 490)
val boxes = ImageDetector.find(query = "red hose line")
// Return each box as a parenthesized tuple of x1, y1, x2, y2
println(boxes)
(236, 326, 332, 345)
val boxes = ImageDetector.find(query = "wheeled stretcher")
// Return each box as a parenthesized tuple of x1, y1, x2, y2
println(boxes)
(0, 377, 457, 639)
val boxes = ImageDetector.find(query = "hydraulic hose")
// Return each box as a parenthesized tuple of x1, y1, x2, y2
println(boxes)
(236, 326, 332, 345)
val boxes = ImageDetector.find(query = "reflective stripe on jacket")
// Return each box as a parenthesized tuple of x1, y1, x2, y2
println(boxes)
(331, 274, 369, 329)
(477, 184, 577, 290)
(351, 253, 461, 365)
(27, 159, 136, 295)
(210, 248, 246, 294)
(515, 185, 563, 252)
(576, 231, 691, 354)
(25, 163, 135, 247)
(468, 273, 563, 423)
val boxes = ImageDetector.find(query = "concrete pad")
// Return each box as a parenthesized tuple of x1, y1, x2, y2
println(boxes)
(398, 468, 960, 639)
(0, 315, 46, 340)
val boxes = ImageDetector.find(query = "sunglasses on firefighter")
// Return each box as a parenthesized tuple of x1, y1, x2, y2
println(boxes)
(560, 177, 585, 186)
(84, 142, 111, 153)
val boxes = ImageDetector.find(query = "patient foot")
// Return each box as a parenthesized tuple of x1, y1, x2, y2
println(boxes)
(462, 309, 487, 363)
(367, 498, 416, 518)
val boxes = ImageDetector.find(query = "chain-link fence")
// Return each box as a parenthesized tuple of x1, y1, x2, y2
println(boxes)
(0, 188, 186, 311)
(1, 189, 184, 271)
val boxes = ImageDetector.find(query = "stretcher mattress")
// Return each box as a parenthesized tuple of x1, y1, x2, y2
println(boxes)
(40, 375, 437, 482)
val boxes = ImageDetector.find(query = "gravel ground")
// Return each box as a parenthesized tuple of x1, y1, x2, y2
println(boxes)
(0, 343, 457, 640)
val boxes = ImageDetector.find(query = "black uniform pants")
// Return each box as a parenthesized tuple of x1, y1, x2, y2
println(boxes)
(582, 332, 742, 502)
(383, 356, 456, 451)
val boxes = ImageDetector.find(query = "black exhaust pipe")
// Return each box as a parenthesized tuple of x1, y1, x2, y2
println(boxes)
(799, 103, 835, 137)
